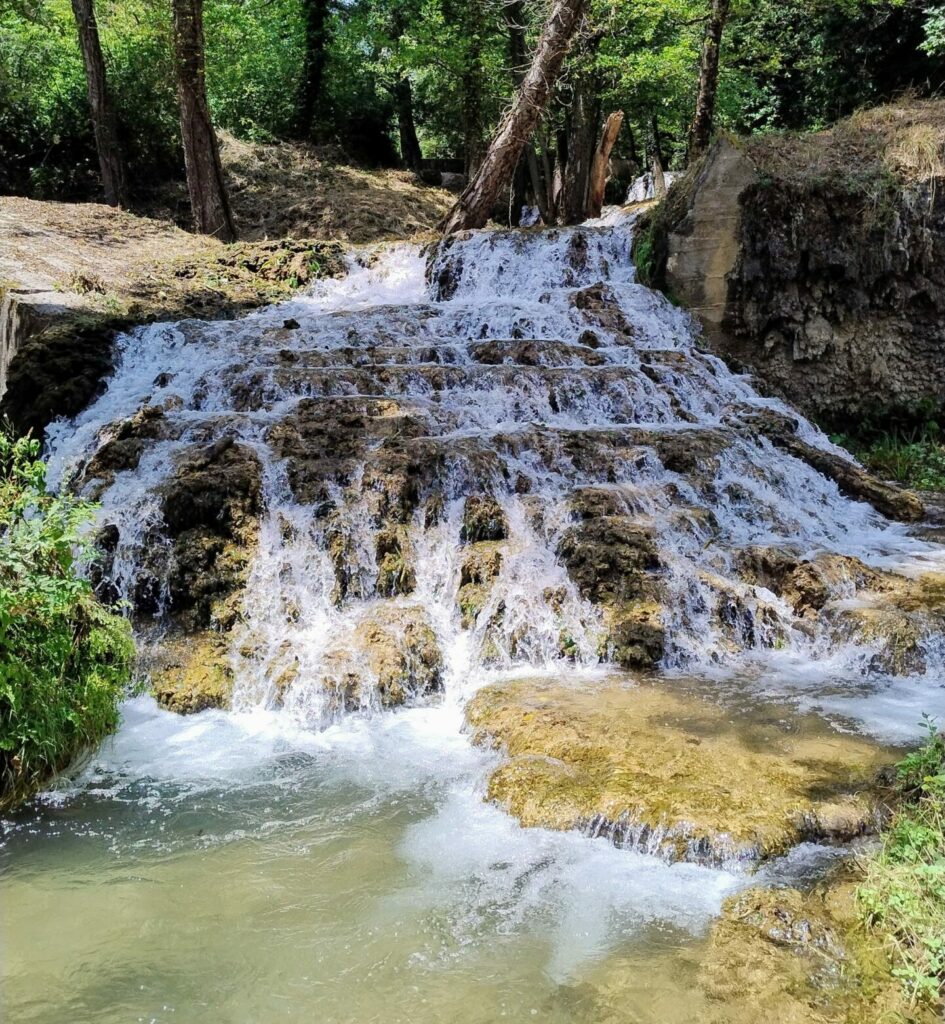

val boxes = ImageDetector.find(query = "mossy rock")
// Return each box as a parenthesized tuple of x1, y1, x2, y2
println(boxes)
(148, 633, 234, 714)
(466, 677, 891, 866)
(457, 542, 503, 628)
(460, 495, 508, 543)
(604, 600, 665, 668)
(375, 526, 416, 597)
(699, 876, 940, 1023)
(307, 604, 444, 710)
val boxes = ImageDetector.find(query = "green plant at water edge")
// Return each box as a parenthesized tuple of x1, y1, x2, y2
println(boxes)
(832, 423, 945, 492)
(857, 717, 945, 1008)
(0, 432, 135, 810)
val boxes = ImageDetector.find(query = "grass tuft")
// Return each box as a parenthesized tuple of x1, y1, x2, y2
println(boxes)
(832, 421, 945, 492)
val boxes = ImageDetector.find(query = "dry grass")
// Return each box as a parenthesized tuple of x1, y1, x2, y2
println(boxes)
(744, 97, 945, 187)
(141, 131, 455, 244)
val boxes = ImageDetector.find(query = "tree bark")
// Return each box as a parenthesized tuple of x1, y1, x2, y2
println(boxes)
(645, 116, 667, 198)
(557, 73, 599, 224)
(172, 0, 237, 241)
(505, 0, 548, 222)
(70, 0, 126, 206)
(440, 0, 587, 235)
(395, 77, 423, 172)
(296, 0, 331, 140)
(688, 0, 731, 160)
(586, 110, 623, 217)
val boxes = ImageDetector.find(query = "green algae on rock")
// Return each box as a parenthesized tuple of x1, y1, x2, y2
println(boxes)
(147, 632, 235, 714)
(699, 872, 940, 1024)
(465, 677, 892, 867)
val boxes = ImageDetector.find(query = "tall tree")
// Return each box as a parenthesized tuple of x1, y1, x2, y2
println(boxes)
(442, 0, 488, 176)
(171, 0, 237, 241)
(687, 0, 731, 159)
(440, 0, 587, 234)
(296, 0, 331, 139)
(394, 77, 423, 172)
(70, 0, 126, 206)
(557, 72, 600, 223)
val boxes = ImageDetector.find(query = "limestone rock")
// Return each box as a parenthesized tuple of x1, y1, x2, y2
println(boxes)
(466, 677, 890, 866)
(642, 119, 945, 422)
(147, 633, 234, 714)
(314, 604, 443, 710)
(558, 516, 659, 605)
(460, 495, 508, 543)
(698, 878, 940, 1024)
(160, 437, 262, 630)
(457, 542, 503, 628)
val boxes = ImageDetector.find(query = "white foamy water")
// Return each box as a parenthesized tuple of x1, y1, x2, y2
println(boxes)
(2, 214, 943, 1024)
(41, 214, 945, 732)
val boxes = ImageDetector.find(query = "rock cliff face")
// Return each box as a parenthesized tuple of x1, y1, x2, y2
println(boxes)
(641, 102, 945, 424)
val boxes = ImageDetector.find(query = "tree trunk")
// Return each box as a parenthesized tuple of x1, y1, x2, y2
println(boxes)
(540, 132, 557, 221)
(557, 74, 599, 224)
(172, 0, 237, 241)
(505, 0, 548, 222)
(586, 110, 623, 217)
(688, 0, 731, 160)
(70, 0, 126, 206)
(440, 0, 586, 235)
(395, 77, 423, 172)
(526, 143, 550, 222)
(297, 0, 331, 140)
(645, 116, 667, 198)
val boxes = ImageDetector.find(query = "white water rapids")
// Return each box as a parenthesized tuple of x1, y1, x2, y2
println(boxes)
(2, 214, 943, 1023)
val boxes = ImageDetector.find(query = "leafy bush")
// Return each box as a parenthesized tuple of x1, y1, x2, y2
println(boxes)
(0, 433, 134, 809)
(858, 718, 945, 1007)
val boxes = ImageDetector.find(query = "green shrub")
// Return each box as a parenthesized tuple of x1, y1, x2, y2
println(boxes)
(0, 432, 135, 810)
(857, 718, 945, 1007)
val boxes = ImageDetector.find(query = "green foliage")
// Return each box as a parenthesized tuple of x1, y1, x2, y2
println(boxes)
(832, 415, 945, 492)
(632, 220, 658, 286)
(922, 3, 945, 54)
(0, 432, 134, 809)
(0, 0, 941, 201)
(857, 719, 945, 1007)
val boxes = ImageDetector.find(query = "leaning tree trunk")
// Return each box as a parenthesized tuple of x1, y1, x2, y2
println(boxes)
(440, 0, 587, 235)
(586, 110, 623, 217)
(395, 77, 423, 172)
(172, 0, 236, 241)
(296, 0, 331, 139)
(688, 0, 731, 160)
(70, 0, 126, 206)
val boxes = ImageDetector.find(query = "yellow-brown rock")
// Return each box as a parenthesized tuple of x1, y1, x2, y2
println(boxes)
(465, 677, 891, 865)
(148, 632, 234, 714)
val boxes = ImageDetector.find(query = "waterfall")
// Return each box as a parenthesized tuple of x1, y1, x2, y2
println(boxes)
(43, 215, 945, 736)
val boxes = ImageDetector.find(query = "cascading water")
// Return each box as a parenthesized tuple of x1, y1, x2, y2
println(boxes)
(41, 214, 945, 733)
(3, 214, 944, 1024)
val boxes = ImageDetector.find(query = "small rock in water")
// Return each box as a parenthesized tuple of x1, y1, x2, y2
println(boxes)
(283, 317, 300, 330)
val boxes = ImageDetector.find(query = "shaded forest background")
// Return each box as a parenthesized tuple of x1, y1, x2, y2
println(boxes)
(1, 0, 943, 217)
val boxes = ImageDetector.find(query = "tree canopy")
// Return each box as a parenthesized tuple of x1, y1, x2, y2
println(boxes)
(1, 0, 941, 207)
